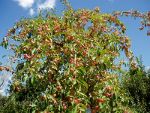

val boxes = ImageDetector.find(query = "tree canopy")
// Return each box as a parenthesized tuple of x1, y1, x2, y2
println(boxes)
(0, 1, 150, 113)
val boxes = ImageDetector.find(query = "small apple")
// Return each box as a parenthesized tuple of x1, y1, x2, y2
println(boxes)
(56, 85, 62, 91)
(63, 103, 67, 110)
(96, 98, 105, 103)
(105, 86, 112, 91)
(104, 93, 113, 98)
(74, 98, 80, 104)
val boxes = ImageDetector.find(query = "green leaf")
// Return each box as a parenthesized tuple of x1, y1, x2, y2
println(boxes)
(78, 67, 86, 75)
(71, 105, 78, 113)
(77, 91, 88, 98)
(31, 76, 35, 85)
(78, 103, 87, 111)
(29, 103, 36, 107)
(77, 78, 88, 91)
(32, 110, 36, 113)
(32, 48, 36, 54)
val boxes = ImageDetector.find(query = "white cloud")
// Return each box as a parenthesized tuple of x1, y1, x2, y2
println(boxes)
(38, 0, 56, 10)
(145, 66, 150, 72)
(14, 0, 35, 8)
(0, 71, 12, 96)
(29, 8, 35, 16)
(14, 0, 56, 16)
(0, 89, 5, 95)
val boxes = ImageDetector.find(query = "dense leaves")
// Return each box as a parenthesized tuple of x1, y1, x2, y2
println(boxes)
(1, 1, 149, 112)
(122, 59, 150, 113)
(0, 94, 7, 112)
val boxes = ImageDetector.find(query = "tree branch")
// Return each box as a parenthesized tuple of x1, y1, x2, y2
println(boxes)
(0, 80, 4, 88)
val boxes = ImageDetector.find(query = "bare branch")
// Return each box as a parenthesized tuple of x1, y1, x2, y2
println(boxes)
(0, 80, 4, 88)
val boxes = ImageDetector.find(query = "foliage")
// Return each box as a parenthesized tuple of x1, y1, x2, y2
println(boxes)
(122, 58, 150, 113)
(0, 94, 7, 112)
(0, 1, 149, 112)
(0, 94, 32, 113)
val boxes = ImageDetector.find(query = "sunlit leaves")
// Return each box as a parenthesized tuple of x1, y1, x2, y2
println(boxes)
(0, 4, 138, 112)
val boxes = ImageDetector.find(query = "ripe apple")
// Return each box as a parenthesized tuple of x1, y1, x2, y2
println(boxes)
(96, 98, 105, 103)
(104, 93, 113, 98)
(74, 98, 80, 104)
(105, 86, 112, 91)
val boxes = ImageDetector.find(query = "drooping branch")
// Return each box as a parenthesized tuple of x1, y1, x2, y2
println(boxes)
(60, 0, 72, 10)
(0, 66, 11, 72)
(113, 10, 150, 36)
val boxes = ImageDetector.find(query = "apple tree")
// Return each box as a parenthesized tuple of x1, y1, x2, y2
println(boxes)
(1, 2, 148, 112)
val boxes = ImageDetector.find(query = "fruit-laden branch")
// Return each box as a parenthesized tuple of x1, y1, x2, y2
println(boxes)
(0, 66, 12, 72)
(113, 10, 150, 35)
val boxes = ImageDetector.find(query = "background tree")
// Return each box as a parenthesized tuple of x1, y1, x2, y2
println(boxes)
(0, 94, 7, 112)
(122, 58, 150, 113)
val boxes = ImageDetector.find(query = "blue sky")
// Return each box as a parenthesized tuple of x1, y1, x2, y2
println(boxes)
(0, 0, 150, 94)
